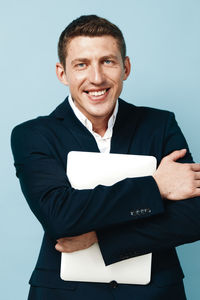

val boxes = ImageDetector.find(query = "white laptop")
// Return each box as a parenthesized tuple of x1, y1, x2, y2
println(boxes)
(61, 151, 157, 284)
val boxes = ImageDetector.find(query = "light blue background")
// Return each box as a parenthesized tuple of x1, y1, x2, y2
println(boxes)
(1, 0, 200, 299)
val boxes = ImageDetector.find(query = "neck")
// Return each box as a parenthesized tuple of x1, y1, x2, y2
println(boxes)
(70, 96, 116, 137)
(89, 115, 109, 137)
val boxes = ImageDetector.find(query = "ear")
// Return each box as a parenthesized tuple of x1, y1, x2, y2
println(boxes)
(56, 62, 69, 86)
(123, 56, 131, 81)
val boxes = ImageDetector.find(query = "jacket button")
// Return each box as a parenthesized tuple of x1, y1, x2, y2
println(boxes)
(130, 210, 136, 216)
(110, 280, 118, 288)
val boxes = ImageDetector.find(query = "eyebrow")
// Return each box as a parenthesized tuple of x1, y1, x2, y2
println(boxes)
(71, 55, 119, 65)
(101, 55, 119, 60)
(71, 58, 89, 65)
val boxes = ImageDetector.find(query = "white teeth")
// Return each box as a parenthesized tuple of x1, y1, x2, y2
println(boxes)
(88, 89, 106, 96)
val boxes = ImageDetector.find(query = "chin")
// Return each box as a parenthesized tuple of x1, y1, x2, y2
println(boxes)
(90, 107, 112, 117)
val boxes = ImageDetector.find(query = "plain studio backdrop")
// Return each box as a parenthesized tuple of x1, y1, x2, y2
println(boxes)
(1, 0, 200, 299)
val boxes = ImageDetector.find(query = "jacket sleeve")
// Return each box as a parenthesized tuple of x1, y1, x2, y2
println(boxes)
(11, 122, 164, 240)
(97, 112, 200, 265)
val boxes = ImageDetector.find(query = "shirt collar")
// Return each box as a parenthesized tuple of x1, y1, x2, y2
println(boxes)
(68, 94, 118, 138)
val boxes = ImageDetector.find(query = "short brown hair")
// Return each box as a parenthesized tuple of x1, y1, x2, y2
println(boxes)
(58, 15, 126, 69)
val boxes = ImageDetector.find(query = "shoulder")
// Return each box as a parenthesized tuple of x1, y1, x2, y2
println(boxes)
(10, 110, 64, 160)
(11, 116, 53, 142)
(10, 116, 53, 158)
(11, 98, 68, 138)
(119, 98, 175, 124)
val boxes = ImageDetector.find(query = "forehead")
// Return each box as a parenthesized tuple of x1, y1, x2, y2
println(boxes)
(66, 35, 121, 60)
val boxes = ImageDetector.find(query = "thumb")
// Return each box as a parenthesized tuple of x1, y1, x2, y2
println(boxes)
(166, 149, 187, 162)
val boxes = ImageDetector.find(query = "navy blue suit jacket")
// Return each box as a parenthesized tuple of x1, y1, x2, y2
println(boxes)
(11, 98, 200, 299)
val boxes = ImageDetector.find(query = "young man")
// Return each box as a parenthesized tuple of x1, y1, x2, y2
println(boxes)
(11, 15, 200, 300)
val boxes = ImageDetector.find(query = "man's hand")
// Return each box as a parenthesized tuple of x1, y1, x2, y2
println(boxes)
(55, 231, 98, 253)
(153, 149, 200, 200)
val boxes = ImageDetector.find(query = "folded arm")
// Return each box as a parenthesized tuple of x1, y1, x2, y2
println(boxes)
(97, 113, 200, 265)
(55, 148, 200, 253)
(97, 164, 200, 265)
(56, 113, 200, 259)
(11, 122, 163, 240)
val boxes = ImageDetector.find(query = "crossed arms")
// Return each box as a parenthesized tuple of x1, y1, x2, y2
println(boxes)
(11, 112, 200, 265)
(55, 148, 200, 257)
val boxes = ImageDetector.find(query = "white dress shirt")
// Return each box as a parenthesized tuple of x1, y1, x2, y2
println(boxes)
(68, 94, 118, 153)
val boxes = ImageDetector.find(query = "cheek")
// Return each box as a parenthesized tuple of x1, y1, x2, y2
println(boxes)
(74, 73, 87, 89)
(67, 71, 86, 87)
(108, 68, 124, 83)
(114, 73, 124, 90)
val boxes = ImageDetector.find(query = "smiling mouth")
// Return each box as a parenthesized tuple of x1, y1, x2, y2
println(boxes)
(84, 88, 110, 97)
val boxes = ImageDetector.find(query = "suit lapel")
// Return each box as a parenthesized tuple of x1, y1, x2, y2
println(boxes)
(110, 99, 139, 154)
(51, 97, 139, 154)
(51, 97, 100, 152)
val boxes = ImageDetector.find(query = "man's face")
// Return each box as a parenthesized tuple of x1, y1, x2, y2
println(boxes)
(56, 35, 130, 123)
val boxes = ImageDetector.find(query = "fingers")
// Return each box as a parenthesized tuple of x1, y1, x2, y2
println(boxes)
(166, 149, 187, 162)
(191, 164, 200, 172)
(55, 237, 76, 253)
(55, 232, 97, 253)
(55, 243, 64, 252)
(195, 180, 200, 188)
(194, 172, 200, 180)
(55, 241, 76, 253)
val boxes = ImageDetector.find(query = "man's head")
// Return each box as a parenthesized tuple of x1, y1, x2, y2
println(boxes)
(56, 15, 131, 128)
(58, 15, 126, 69)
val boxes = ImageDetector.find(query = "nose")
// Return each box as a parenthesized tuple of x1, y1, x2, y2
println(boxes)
(88, 64, 105, 85)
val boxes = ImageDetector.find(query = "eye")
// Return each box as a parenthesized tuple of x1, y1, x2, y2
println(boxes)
(104, 59, 112, 65)
(77, 63, 86, 69)
(75, 63, 86, 69)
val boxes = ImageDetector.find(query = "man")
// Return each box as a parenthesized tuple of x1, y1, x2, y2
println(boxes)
(11, 15, 200, 300)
